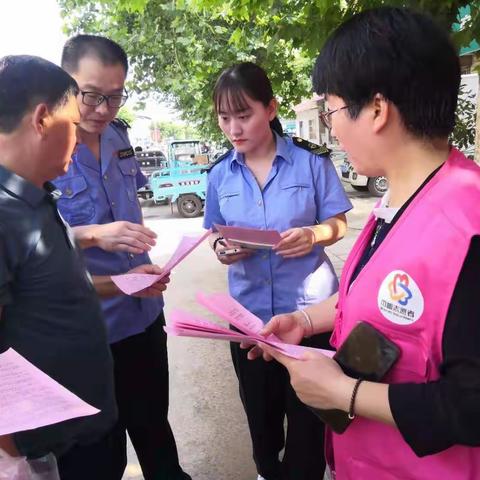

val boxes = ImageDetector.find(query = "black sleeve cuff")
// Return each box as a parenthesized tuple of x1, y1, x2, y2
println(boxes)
(389, 383, 454, 457)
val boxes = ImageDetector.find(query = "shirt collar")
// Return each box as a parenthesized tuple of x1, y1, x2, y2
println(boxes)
(372, 191, 399, 223)
(372, 162, 444, 225)
(230, 148, 244, 168)
(229, 130, 293, 171)
(274, 131, 293, 164)
(74, 124, 119, 173)
(0, 165, 49, 207)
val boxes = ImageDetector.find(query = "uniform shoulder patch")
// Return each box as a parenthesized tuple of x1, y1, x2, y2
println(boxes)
(201, 149, 232, 173)
(111, 117, 131, 130)
(292, 136, 331, 156)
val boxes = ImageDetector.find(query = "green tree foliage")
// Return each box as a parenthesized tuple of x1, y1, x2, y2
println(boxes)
(117, 106, 136, 125)
(58, 0, 479, 140)
(59, 0, 311, 140)
(151, 120, 200, 140)
(452, 84, 477, 150)
(192, 0, 479, 55)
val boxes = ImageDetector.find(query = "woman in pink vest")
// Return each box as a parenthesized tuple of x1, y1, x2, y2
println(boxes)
(248, 6, 480, 480)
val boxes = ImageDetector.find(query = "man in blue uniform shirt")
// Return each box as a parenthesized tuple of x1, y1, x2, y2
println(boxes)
(54, 35, 190, 480)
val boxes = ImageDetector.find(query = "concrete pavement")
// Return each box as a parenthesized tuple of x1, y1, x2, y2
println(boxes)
(122, 186, 377, 480)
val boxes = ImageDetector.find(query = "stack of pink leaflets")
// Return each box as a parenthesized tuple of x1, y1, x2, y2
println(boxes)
(214, 224, 282, 249)
(112, 229, 211, 295)
(165, 292, 334, 360)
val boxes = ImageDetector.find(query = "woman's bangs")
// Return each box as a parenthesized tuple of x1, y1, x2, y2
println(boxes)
(215, 86, 250, 115)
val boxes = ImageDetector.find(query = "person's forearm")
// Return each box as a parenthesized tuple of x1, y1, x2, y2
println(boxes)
(353, 381, 395, 425)
(306, 213, 347, 247)
(91, 275, 122, 298)
(303, 292, 338, 334)
(332, 376, 395, 425)
(72, 225, 99, 249)
(305, 295, 396, 425)
(0, 434, 19, 456)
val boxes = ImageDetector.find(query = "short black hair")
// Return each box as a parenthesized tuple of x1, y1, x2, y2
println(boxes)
(313, 7, 460, 139)
(62, 34, 128, 74)
(213, 62, 283, 136)
(0, 55, 79, 134)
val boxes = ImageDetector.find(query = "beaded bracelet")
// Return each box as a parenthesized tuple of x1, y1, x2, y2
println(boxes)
(348, 378, 364, 420)
(213, 236, 225, 251)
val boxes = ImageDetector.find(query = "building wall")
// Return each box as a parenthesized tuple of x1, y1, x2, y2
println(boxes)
(462, 72, 479, 101)
(472, 52, 480, 70)
(295, 109, 331, 145)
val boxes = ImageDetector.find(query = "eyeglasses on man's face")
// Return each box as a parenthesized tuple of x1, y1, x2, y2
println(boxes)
(319, 105, 351, 129)
(80, 90, 129, 108)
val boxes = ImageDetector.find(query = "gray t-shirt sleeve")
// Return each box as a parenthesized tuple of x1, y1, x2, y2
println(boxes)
(0, 227, 13, 305)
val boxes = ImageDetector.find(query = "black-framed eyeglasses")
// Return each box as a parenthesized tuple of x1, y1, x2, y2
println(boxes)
(80, 89, 129, 108)
(319, 105, 351, 129)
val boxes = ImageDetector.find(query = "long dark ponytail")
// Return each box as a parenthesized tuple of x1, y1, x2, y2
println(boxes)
(213, 62, 283, 137)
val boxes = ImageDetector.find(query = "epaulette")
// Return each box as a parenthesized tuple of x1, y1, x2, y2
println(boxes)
(201, 149, 232, 173)
(292, 136, 331, 156)
(111, 117, 131, 130)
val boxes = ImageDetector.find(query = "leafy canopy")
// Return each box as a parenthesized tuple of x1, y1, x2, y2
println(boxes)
(58, 0, 479, 143)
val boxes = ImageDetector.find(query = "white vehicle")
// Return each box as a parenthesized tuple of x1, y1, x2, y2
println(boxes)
(340, 144, 475, 197)
(337, 73, 477, 197)
(340, 159, 388, 197)
(464, 145, 474, 160)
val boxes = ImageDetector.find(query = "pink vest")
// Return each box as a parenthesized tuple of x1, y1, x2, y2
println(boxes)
(330, 149, 480, 480)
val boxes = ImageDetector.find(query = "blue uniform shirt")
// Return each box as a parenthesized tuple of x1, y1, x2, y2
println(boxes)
(53, 122, 163, 344)
(203, 132, 352, 322)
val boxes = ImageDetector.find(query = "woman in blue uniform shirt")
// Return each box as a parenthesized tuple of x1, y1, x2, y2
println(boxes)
(203, 62, 352, 480)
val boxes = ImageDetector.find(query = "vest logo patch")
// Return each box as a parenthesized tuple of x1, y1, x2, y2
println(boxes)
(377, 270, 424, 325)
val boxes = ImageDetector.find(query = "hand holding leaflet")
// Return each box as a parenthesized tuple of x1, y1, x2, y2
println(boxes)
(197, 292, 334, 358)
(112, 229, 211, 295)
(165, 292, 335, 360)
(214, 224, 282, 249)
(196, 291, 265, 334)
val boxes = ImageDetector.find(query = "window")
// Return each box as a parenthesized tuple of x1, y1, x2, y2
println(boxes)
(298, 120, 304, 137)
(308, 119, 317, 140)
